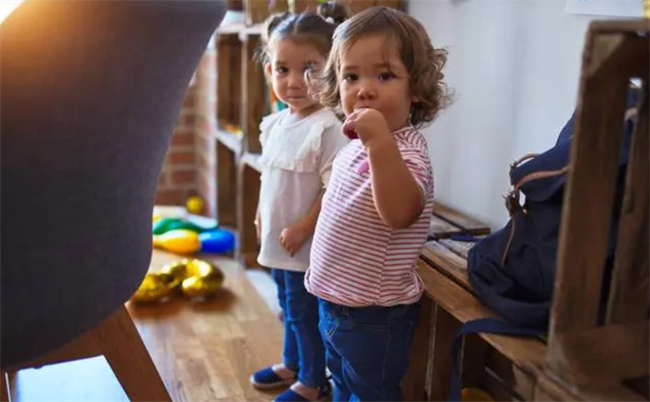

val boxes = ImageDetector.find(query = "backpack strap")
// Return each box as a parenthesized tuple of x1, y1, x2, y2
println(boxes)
(448, 318, 543, 402)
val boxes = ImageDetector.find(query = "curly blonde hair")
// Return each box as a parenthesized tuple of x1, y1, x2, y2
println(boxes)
(316, 7, 452, 127)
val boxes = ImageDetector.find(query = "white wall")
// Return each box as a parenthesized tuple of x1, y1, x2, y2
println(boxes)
(406, 1, 607, 228)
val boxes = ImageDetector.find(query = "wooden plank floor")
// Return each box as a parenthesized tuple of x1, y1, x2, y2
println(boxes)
(8, 250, 284, 402)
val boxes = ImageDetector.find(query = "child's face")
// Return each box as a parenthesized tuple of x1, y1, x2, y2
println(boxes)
(338, 34, 416, 132)
(265, 39, 325, 116)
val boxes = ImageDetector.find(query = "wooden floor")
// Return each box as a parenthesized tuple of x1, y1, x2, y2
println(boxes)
(7, 250, 285, 402)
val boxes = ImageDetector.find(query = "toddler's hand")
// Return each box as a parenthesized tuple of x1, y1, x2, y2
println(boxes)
(254, 211, 261, 243)
(342, 108, 391, 145)
(279, 221, 310, 257)
(254, 219, 261, 243)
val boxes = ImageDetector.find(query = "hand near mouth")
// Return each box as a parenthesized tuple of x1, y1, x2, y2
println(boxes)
(342, 108, 392, 145)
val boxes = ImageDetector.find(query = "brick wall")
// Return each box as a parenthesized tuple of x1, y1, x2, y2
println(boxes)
(154, 35, 217, 217)
(195, 36, 218, 218)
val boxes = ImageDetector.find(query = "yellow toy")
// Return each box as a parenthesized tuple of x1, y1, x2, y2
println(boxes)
(186, 195, 205, 215)
(152, 229, 201, 254)
(180, 259, 224, 298)
(131, 272, 179, 303)
(131, 258, 224, 303)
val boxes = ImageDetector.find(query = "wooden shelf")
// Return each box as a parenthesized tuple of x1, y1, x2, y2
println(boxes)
(216, 136, 238, 228)
(244, 0, 287, 25)
(216, 22, 246, 34)
(237, 153, 261, 268)
(215, 22, 262, 36)
(238, 24, 262, 39)
(291, 0, 404, 14)
(216, 30, 242, 132)
(240, 29, 265, 154)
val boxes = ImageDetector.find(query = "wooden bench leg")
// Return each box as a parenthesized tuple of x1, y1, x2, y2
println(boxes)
(93, 305, 171, 402)
(429, 305, 462, 401)
(403, 297, 433, 401)
(460, 334, 487, 389)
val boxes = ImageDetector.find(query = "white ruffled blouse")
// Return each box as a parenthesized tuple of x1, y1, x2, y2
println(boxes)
(257, 108, 349, 271)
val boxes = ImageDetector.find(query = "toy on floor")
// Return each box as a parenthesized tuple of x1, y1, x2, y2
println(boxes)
(153, 217, 216, 235)
(185, 195, 205, 215)
(153, 228, 236, 254)
(198, 229, 236, 253)
(153, 229, 202, 254)
(176, 259, 224, 298)
(130, 271, 179, 303)
(131, 258, 224, 303)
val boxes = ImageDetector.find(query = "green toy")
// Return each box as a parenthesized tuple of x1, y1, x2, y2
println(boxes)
(152, 217, 217, 235)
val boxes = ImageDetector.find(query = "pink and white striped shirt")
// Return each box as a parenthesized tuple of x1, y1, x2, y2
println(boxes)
(304, 126, 434, 307)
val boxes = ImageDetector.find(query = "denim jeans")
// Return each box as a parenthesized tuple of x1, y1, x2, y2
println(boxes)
(272, 269, 328, 388)
(318, 298, 420, 401)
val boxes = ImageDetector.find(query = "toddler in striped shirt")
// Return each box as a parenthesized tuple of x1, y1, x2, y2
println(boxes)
(304, 6, 452, 401)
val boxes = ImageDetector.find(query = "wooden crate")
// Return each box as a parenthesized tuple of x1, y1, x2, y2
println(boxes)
(240, 25, 267, 154)
(290, 0, 401, 14)
(244, 0, 289, 26)
(216, 140, 239, 228)
(544, 20, 649, 399)
(216, 27, 242, 132)
(237, 153, 263, 268)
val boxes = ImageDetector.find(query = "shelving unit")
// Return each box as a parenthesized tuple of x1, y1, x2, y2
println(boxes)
(214, 18, 265, 266)
(215, 0, 403, 268)
(238, 152, 263, 267)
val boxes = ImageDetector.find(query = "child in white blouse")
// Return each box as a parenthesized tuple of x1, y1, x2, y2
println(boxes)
(249, 3, 349, 402)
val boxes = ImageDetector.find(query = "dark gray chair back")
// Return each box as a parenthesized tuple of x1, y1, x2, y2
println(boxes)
(1, 0, 226, 367)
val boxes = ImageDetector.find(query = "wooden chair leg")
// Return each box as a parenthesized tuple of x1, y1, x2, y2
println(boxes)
(93, 305, 171, 402)
(1, 371, 9, 402)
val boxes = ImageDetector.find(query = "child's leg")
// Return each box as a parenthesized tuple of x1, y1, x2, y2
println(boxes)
(251, 269, 299, 389)
(319, 299, 420, 401)
(318, 301, 352, 401)
(283, 271, 328, 388)
(272, 269, 299, 373)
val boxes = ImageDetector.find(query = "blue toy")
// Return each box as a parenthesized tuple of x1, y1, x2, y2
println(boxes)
(199, 229, 236, 253)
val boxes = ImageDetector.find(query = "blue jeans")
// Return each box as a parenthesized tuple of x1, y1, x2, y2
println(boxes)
(318, 299, 420, 401)
(272, 269, 328, 388)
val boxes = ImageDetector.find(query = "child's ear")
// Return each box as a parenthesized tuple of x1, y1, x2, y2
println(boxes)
(264, 63, 272, 78)
(411, 95, 420, 103)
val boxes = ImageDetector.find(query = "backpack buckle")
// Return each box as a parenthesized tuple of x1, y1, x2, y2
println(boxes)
(504, 187, 527, 217)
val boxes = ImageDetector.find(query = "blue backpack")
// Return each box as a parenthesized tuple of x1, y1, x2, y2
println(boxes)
(448, 87, 640, 401)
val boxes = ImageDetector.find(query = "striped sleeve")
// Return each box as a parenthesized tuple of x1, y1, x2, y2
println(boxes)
(400, 146, 432, 194)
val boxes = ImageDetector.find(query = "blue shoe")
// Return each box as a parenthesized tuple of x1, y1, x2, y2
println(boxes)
(273, 382, 332, 402)
(250, 366, 297, 390)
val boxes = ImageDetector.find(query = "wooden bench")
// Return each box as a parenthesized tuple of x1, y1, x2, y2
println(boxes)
(404, 203, 548, 401)
(406, 210, 641, 402)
